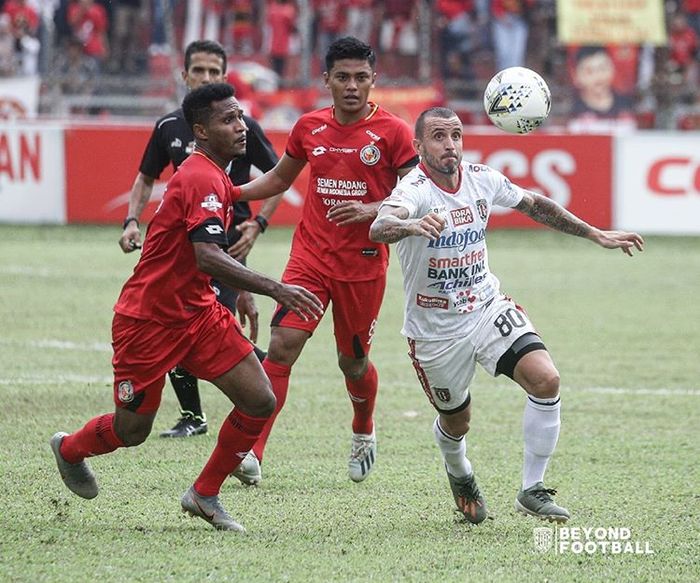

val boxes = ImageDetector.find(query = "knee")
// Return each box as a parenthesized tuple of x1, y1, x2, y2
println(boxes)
(527, 370, 560, 399)
(245, 382, 277, 418)
(441, 415, 470, 438)
(115, 424, 151, 446)
(338, 356, 368, 380)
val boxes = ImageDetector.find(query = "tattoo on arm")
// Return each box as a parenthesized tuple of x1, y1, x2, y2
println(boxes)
(515, 192, 593, 238)
(371, 209, 413, 243)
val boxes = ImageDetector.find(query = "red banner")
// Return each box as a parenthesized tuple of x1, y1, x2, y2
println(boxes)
(64, 127, 612, 229)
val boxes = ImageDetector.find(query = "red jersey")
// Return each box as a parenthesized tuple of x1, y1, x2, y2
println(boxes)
(285, 103, 417, 281)
(115, 153, 236, 326)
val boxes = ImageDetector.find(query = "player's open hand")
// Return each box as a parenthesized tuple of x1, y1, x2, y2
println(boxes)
(236, 290, 259, 343)
(593, 229, 645, 256)
(326, 201, 376, 226)
(275, 284, 324, 322)
(412, 212, 446, 240)
(228, 220, 261, 260)
(119, 223, 142, 253)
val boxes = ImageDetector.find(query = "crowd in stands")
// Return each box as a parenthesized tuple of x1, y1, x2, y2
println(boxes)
(0, 0, 698, 130)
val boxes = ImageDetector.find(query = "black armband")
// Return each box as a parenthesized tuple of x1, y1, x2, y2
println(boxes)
(254, 215, 269, 233)
(123, 217, 139, 229)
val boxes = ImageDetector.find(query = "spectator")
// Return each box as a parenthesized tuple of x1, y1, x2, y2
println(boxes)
(668, 12, 699, 85)
(56, 34, 99, 97)
(2, 0, 40, 75)
(491, 0, 533, 71)
(567, 45, 637, 133)
(67, 0, 109, 68)
(435, 0, 477, 80)
(108, 0, 142, 73)
(378, 0, 418, 76)
(312, 0, 345, 59)
(347, 0, 373, 43)
(265, 0, 296, 79)
(0, 14, 17, 75)
(228, 0, 256, 55)
(683, 0, 700, 38)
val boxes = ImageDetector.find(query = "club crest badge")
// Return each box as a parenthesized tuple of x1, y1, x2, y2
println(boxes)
(117, 380, 134, 403)
(201, 194, 222, 212)
(434, 387, 451, 403)
(360, 144, 381, 166)
(476, 198, 488, 222)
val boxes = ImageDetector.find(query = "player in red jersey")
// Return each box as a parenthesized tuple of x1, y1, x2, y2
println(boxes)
(49, 83, 323, 532)
(229, 37, 420, 486)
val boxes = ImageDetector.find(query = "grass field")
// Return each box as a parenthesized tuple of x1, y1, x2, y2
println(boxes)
(0, 225, 698, 583)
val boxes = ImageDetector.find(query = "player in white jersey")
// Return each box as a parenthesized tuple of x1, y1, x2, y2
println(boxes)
(369, 107, 644, 525)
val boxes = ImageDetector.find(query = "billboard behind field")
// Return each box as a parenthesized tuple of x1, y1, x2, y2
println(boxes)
(0, 124, 65, 223)
(614, 133, 700, 234)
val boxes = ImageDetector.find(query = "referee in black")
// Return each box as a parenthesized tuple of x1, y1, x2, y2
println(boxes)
(119, 40, 282, 438)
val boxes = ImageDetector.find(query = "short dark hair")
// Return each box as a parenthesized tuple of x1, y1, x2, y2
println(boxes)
(415, 107, 458, 139)
(184, 40, 227, 73)
(573, 45, 610, 66)
(182, 83, 235, 129)
(325, 36, 376, 72)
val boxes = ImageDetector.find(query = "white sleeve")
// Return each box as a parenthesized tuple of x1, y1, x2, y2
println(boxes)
(490, 170, 524, 208)
(380, 185, 422, 218)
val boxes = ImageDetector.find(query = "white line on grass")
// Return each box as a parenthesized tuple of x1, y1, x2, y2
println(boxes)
(0, 339, 111, 352)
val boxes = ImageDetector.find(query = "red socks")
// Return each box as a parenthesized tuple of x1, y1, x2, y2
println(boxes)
(252, 359, 291, 462)
(60, 413, 124, 464)
(346, 362, 378, 435)
(194, 409, 269, 496)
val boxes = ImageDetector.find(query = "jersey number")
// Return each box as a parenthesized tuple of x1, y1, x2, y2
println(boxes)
(493, 308, 526, 337)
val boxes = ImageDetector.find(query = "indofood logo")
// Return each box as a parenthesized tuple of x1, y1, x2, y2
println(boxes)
(533, 526, 654, 555)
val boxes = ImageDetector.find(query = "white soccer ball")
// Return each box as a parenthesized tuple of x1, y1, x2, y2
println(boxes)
(483, 67, 551, 134)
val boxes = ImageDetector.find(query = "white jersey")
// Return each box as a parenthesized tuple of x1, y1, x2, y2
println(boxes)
(381, 161, 524, 340)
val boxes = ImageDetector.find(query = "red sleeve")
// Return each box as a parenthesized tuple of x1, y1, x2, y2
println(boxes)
(391, 117, 419, 169)
(284, 117, 308, 161)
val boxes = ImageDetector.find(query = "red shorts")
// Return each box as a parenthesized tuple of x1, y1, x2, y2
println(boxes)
(111, 302, 253, 414)
(272, 254, 386, 358)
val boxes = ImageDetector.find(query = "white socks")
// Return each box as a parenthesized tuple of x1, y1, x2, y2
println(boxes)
(433, 416, 472, 478)
(522, 394, 561, 490)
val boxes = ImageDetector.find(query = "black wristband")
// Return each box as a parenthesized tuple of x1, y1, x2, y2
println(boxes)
(123, 217, 139, 229)
(253, 215, 268, 233)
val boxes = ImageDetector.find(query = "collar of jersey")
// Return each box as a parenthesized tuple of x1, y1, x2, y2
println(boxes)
(330, 102, 379, 123)
(419, 162, 462, 195)
(192, 150, 227, 175)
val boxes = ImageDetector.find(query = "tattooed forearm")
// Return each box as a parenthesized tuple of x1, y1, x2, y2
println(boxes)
(516, 192, 593, 238)
(369, 214, 414, 243)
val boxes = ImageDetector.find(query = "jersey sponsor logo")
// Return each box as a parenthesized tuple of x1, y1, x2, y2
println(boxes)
(476, 199, 488, 221)
(450, 206, 474, 226)
(316, 177, 368, 197)
(361, 248, 378, 256)
(428, 249, 485, 268)
(467, 164, 489, 173)
(312, 146, 327, 156)
(117, 380, 134, 403)
(170, 138, 182, 149)
(416, 293, 449, 309)
(366, 129, 381, 141)
(185, 140, 195, 156)
(453, 290, 477, 313)
(201, 193, 223, 211)
(427, 227, 486, 252)
(330, 146, 358, 154)
(434, 387, 451, 403)
(311, 123, 327, 135)
(205, 224, 224, 235)
(410, 173, 428, 187)
(360, 144, 381, 166)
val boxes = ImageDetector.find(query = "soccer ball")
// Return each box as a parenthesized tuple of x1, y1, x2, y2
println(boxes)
(483, 67, 551, 134)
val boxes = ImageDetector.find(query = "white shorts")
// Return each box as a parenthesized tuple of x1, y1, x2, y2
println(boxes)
(407, 295, 544, 413)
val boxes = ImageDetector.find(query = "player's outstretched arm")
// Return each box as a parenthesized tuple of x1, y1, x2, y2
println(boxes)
(193, 242, 324, 321)
(238, 154, 305, 201)
(118, 172, 156, 253)
(370, 206, 445, 244)
(515, 191, 644, 256)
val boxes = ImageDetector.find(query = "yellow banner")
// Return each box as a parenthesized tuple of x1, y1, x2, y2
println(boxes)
(557, 0, 667, 45)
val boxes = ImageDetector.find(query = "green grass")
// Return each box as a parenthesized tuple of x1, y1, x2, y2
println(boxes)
(0, 225, 698, 583)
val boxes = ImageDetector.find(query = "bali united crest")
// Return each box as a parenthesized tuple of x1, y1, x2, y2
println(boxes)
(434, 387, 451, 403)
(117, 380, 134, 403)
(476, 198, 488, 222)
(360, 144, 381, 166)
